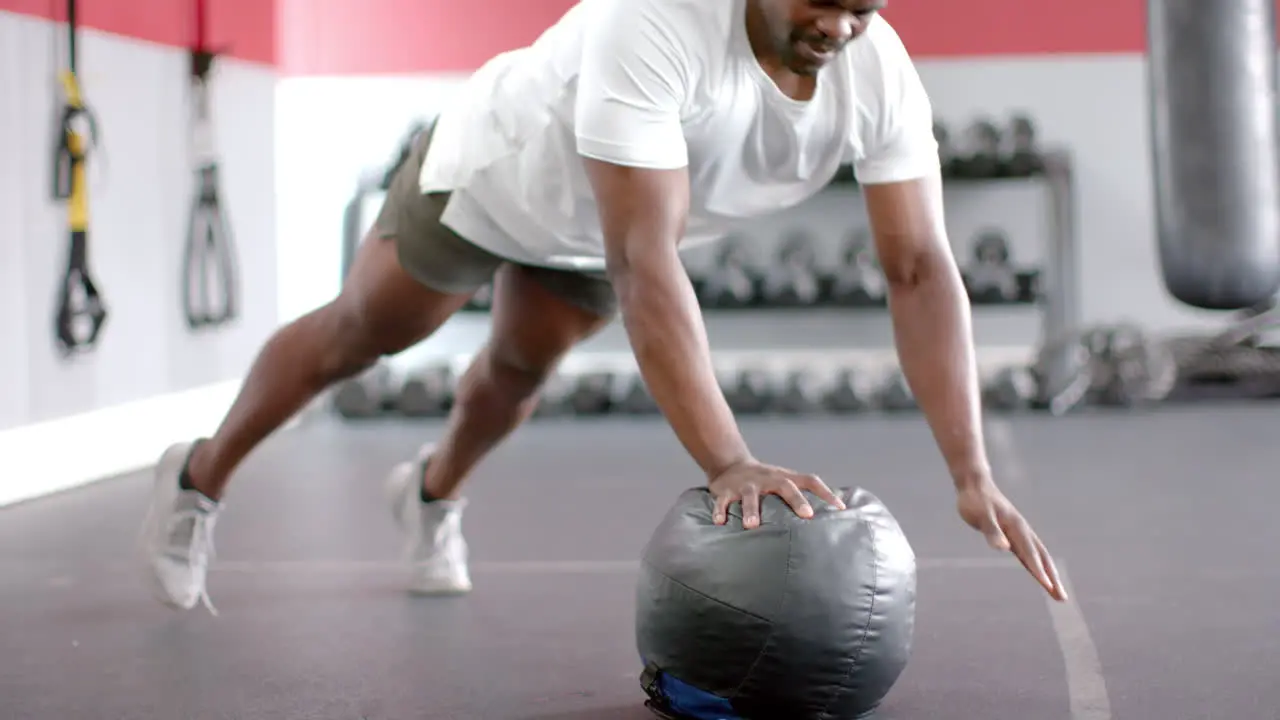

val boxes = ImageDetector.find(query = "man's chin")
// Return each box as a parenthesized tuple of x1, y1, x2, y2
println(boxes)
(783, 57, 823, 77)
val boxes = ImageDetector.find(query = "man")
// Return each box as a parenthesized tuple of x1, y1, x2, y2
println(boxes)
(140, 0, 1067, 614)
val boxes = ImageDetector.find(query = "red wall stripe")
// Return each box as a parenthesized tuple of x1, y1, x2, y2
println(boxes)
(0, 0, 276, 66)
(276, 0, 580, 76)
(883, 1, 1149, 58)
(276, 0, 1165, 76)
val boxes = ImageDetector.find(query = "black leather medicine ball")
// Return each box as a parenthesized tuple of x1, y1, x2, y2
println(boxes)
(635, 487, 916, 720)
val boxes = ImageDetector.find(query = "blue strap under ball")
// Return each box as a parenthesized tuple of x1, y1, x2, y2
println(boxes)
(640, 660, 741, 720)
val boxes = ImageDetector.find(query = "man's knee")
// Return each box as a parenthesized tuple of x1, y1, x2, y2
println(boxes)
(484, 342, 559, 398)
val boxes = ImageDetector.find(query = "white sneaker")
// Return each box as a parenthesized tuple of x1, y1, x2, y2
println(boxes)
(138, 441, 220, 614)
(385, 444, 472, 595)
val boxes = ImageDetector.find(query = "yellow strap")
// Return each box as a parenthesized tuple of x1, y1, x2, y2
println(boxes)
(59, 69, 83, 107)
(66, 132, 88, 230)
(58, 70, 89, 230)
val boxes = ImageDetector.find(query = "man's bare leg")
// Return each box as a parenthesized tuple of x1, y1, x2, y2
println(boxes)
(425, 264, 613, 500)
(183, 234, 469, 501)
(383, 263, 613, 595)
(140, 231, 472, 611)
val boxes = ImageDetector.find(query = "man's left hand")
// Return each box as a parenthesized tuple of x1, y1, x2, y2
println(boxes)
(955, 478, 1068, 602)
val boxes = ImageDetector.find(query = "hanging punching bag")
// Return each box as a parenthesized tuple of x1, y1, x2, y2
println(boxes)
(1147, 0, 1280, 309)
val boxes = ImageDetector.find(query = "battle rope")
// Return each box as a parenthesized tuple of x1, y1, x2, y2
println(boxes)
(1032, 323, 1179, 415)
(182, 0, 240, 330)
(51, 0, 107, 355)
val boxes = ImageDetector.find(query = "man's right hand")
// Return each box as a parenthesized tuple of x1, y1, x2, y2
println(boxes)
(708, 460, 846, 529)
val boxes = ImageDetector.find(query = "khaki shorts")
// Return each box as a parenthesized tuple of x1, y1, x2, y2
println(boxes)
(372, 124, 618, 318)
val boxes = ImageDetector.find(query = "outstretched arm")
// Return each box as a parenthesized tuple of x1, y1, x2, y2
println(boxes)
(864, 175, 990, 489)
(856, 26, 1064, 600)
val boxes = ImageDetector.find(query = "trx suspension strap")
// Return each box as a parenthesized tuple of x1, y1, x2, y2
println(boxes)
(182, 0, 240, 330)
(51, 0, 107, 355)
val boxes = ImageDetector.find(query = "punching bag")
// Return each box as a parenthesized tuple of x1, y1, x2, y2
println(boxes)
(1147, 0, 1280, 309)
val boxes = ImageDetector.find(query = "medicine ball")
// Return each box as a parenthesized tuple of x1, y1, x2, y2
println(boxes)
(635, 486, 916, 720)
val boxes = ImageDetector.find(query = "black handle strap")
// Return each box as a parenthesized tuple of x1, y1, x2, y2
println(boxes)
(51, 0, 108, 355)
(55, 230, 109, 355)
(181, 0, 239, 331)
(183, 164, 239, 328)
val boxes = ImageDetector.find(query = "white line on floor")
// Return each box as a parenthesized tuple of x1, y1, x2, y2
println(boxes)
(1046, 561, 1112, 720)
(983, 417, 1112, 720)
(206, 556, 1019, 574)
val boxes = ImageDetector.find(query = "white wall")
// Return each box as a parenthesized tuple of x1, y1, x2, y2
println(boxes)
(0, 12, 279, 433)
(273, 74, 470, 324)
(0, 11, 278, 505)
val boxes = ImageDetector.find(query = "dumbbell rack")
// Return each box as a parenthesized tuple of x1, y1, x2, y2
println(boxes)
(329, 145, 1083, 419)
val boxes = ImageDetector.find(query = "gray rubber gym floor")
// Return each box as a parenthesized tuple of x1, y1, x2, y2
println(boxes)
(2, 405, 1278, 720)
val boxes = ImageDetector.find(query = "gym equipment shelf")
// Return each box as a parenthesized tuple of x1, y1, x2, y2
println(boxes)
(338, 147, 1083, 408)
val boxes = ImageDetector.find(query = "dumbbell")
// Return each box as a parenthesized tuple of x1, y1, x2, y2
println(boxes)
(982, 365, 1039, 411)
(395, 363, 455, 417)
(878, 368, 917, 411)
(332, 362, 396, 418)
(1002, 114, 1046, 177)
(533, 372, 575, 418)
(722, 367, 774, 415)
(569, 371, 618, 415)
(829, 230, 886, 307)
(952, 118, 1003, 178)
(616, 370, 661, 414)
(934, 120, 959, 177)
(1015, 270, 1042, 303)
(760, 231, 824, 308)
(964, 230, 1020, 304)
(774, 368, 828, 415)
(698, 239, 759, 309)
(825, 367, 874, 413)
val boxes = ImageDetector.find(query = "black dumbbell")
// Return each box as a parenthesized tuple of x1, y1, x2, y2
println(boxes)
(395, 363, 455, 417)
(774, 368, 828, 415)
(825, 367, 873, 413)
(964, 230, 1020, 304)
(1003, 115, 1046, 177)
(952, 118, 1003, 178)
(829, 230, 886, 307)
(1015, 270, 1041, 303)
(722, 367, 774, 415)
(617, 370, 661, 414)
(878, 368, 917, 411)
(698, 239, 759, 309)
(570, 371, 617, 415)
(760, 231, 824, 308)
(533, 372, 574, 418)
(332, 362, 395, 418)
(934, 120, 959, 177)
(982, 365, 1039, 411)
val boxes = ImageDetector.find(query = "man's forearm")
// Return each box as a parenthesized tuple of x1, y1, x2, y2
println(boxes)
(609, 246, 751, 477)
(887, 254, 991, 488)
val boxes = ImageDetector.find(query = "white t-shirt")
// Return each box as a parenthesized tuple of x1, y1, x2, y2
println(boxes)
(419, 0, 938, 272)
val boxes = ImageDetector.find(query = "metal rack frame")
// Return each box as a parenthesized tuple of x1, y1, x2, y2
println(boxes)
(338, 149, 1084, 400)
